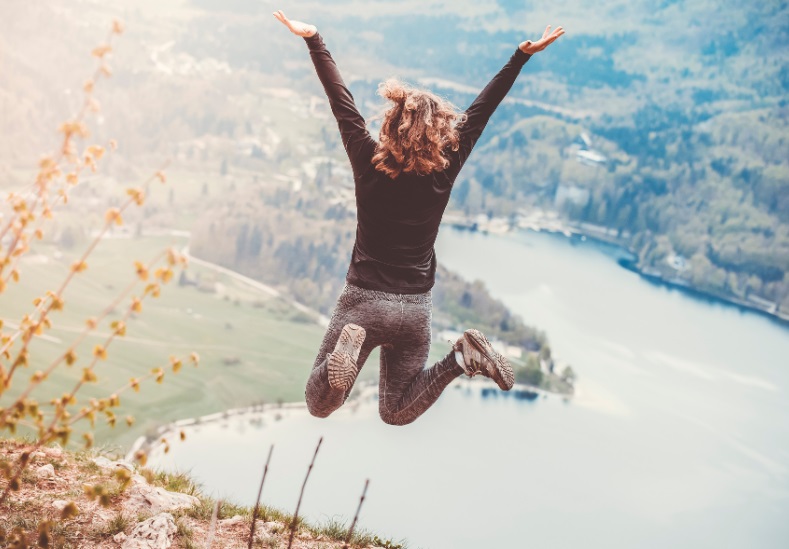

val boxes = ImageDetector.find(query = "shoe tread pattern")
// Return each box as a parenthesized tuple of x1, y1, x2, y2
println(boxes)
(327, 324, 366, 391)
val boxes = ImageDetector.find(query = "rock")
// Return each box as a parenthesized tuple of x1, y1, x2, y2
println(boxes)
(92, 456, 135, 473)
(219, 514, 245, 526)
(121, 513, 176, 549)
(36, 464, 56, 478)
(124, 482, 199, 515)
(47, 444, 63, 458)
(51, 500, 69, 511)
(92, 456, 114, 469)
(31, 451, 47, 461)
(114, 532, 128, 543)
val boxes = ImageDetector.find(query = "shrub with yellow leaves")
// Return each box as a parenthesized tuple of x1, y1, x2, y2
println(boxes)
(0, 18, 199, 541)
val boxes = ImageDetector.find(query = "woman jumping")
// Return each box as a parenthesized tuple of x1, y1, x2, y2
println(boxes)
(274, 10, 564, 426)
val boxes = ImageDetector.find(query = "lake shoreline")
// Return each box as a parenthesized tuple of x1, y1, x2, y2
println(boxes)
(128, 379, 561, 461)
(444, 215, 789, 328)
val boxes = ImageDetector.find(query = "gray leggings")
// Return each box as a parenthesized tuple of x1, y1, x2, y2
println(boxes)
(305, 283, 463, 425)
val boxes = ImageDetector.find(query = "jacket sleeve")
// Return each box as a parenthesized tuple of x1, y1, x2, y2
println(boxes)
(455, 48, 531, 166)
(305, 33, 377, 176)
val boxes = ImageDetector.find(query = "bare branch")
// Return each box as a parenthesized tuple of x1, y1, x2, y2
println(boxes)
(343, 479, 370, 549)
(287, 436, 323, 549)
(248, 444, 274, 549)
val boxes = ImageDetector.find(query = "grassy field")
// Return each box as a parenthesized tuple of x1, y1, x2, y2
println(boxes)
(3, 234, 327, 449)
(3, 229, 449, 450)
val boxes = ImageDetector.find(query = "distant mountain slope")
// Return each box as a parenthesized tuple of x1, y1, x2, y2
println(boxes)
(1, 0, 787, 313)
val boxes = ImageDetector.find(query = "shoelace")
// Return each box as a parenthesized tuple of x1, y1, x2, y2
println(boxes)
(449, 339, 485, 376)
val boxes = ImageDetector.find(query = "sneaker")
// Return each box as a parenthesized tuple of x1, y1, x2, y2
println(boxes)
(327, 323, 366, 391)
(454, 329, 514, 391)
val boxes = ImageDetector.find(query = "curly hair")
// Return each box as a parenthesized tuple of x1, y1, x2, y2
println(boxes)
(372, 79, 466, 179)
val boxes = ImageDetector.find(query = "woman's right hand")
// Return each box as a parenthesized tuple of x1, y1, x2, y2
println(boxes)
(273, 10, 317, 38)
(519, 25, 565, 54)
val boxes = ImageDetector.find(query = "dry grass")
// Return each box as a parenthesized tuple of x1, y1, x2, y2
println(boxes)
(0, 438, 405, 549)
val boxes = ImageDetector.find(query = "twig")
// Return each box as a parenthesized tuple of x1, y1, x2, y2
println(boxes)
(206, 499, 220, 549)
(287, 436, 323, 549)
(248, 444, 274, 549)
(343, 479, 370, 549)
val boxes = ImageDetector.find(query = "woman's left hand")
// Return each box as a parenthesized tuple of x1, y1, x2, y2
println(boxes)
(519, 25, 565, 54)
(273, 10, 317, 38)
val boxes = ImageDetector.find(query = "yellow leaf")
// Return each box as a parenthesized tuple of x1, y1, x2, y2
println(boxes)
(60, 501, 80, 520)
(125, 415, 135, 427)
(112, 19, 125, 34)
(13, 351, 28, 368)
(131, 297, 143, 313)
(155, 267, 173, 283)
(105, 208, 122, 226)
(127, 187, 145, 206)
(93, 345, 107, 360)
(115, 322, 126, 337)
(134, 262, 148, 280)
(64, 350, 77, 366)
(85, 409, 96, 427)
(83, 432, 94, 449)
(91, 44, 112, 58)
(82, 368, 97, 383)
(71, 261, 88, 273)
(87, 145, 104, 160)
(86, 317, 98, 330)
(51, 295, 65, 311)
(130, 378, 140, 392)
(189, 352, 200, 366)
(155, 171, 166, 183)
(83, 79, 94, 94)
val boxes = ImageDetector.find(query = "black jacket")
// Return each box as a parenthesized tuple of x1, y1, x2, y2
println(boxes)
(305, 33, 531, 293)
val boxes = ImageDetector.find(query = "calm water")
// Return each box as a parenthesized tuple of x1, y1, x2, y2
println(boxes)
(148, 229, 789, 549)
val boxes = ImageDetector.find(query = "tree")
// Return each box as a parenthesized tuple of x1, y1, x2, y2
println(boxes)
(561, 365, 577, 385)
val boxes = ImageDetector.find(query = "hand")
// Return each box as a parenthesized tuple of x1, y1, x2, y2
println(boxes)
(273, 10, 317, 38)
(519, 25, 565, 54)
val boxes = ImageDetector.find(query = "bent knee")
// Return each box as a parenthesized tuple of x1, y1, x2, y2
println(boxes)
(306, 401, 333, 419)
(379, 410, 416, 426)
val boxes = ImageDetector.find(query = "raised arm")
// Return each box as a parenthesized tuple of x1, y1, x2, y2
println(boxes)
(273, 10, 376, 177)
(456, 24, 564, 166)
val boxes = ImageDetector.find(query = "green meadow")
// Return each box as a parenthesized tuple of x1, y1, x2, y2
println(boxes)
(3, 233, 327, 449)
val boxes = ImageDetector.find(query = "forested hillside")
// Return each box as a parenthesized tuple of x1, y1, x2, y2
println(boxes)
(2, 0, 787, 315)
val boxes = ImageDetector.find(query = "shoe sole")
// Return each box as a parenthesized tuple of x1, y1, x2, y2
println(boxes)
(327, 323, 366, 391)
(464, 329, 514, 391)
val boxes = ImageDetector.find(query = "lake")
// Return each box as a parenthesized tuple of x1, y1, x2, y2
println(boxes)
(147, 228, 789, 549)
